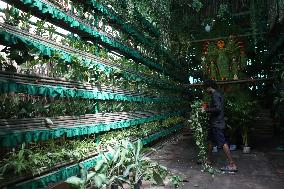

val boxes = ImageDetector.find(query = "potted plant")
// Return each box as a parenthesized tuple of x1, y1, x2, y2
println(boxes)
(225, 100, 239, 151)
(240, 101, 257, 153)
(227, 125, 238, 151)
(226, 95, 256, 153)
(242, 125, 250, 153)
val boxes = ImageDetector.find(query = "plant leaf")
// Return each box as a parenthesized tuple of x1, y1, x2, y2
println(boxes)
(95, 159, 105, 171)
(135, 140, 142, 161)
(112, 148, 120, 163)
(65, 176, 84, 186)
(123, 164, 136, 177)
(93, 175, 103, 188)
(153, 170, 164, 185)
(87, 171, 96, 180)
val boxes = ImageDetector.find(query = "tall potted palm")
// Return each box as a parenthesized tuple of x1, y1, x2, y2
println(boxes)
(235, 101, 256, 153)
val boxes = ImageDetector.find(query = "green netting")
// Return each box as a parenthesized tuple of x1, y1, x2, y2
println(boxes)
(0, 81, 184, 103)
(0, 111, 184, 147)
(8, 124, 184, 189)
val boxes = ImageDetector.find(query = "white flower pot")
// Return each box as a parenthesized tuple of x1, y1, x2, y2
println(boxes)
(212, 146, 218, 153)
(230, 144, 237, 151)
(243, 146, 251, 153)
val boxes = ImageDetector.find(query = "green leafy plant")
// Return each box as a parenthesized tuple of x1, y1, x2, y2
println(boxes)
(20, 12, 32, 31)
(191, 0, 203, 12)
(66, 163, 96, 189)
(1, 5, 20, 26)
(189, 101, 219, 174)
(0, 54, 5, 70)
(217, 3, 230, 19)
(225, 95, 257, 146)
(273, 66, 284, 119)
(0, 139, 98, 177)
(171, 175, 182, 188)
(47, 24, 57, 40)
(189, 101, 208, 163)
(123, 140, 166, 186)
(0, 144, 32, 176)
(143, 161, 168, 186)
(35, 20, 46, 37)
(92, 140, 130, 188)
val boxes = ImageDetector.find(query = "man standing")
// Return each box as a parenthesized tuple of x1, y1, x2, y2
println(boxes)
(202, 80, 238, 172)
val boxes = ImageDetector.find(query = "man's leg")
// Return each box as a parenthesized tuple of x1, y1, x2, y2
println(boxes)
(213, 128, 237, 170)
(222, 143, 237, 168)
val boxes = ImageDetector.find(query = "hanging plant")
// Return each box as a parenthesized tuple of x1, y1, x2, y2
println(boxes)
(217, 3, 230, 19)
(191, 0, 203, 12)
(250, 0, 258, 50)
(189, 101, 219, 174)
(231, 56, 239, 80)
(209, 61, 218, 80)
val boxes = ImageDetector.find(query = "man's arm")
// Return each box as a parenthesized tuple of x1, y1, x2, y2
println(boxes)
(206, 94, 221, 113)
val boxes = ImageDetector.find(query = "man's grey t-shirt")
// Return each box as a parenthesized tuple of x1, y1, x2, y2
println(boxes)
(206, 91, 225, 129)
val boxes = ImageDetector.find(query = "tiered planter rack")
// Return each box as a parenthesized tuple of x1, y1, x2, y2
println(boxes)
(74, 0, 182, 69)
(0, 71, 186, 103)
(2, 0, 186, 82)
(0, 22, 187, 93)
(0, 110, 185, 147)
(0, 120, 185, 189)
(0, 0, 190, 188)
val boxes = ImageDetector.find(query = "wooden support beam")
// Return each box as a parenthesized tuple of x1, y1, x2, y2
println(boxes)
(191, 32, 267, 43)
(187, 77, 275, 88)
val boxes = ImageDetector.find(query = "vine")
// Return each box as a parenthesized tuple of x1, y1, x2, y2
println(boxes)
(189, 101, 220, 174)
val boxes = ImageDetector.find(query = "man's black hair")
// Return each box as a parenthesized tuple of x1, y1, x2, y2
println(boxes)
(203, 79, 217, 89)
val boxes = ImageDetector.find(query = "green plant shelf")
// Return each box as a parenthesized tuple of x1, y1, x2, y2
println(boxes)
(0, 111, 186, 147)
(2, 124, 185, 189)
(2, 0, 186, 82)
(0, 71, 186, 103)
(0, 22, 187, 92)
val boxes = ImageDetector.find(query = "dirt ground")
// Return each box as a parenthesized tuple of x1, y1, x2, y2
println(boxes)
(145, 131, 284, 189)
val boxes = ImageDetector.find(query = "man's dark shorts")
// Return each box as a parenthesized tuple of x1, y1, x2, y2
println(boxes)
(208, 127, 226, 147)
